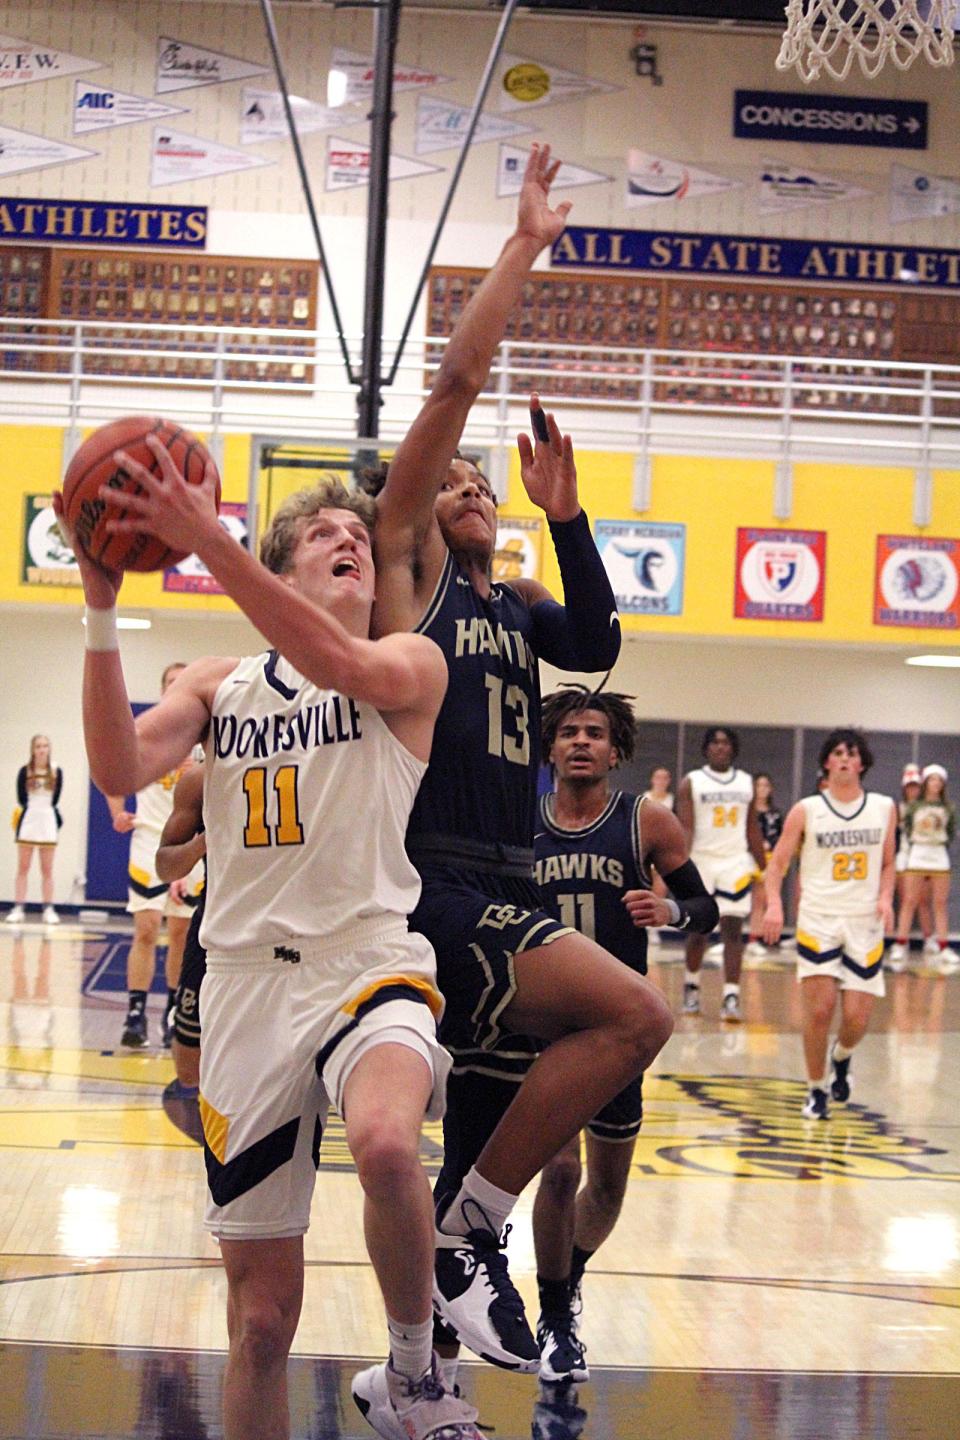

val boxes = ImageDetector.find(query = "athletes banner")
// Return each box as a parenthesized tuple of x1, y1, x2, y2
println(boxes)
(329, 48, 452, 107)
(22, 494, 81, 587)
(875, 535, 960, 629)
(0, 34, 101, 89)
(0, 126, 95, 179)
(325, 136, 441, 191)
(163, 503, 248, 594)
(625, 150, 739, 210)
(156, 37, 268, 94)
(594, 519, 685, 617)
(497, 145, 610, 198)
(74, 81, 186, 135)
(492, 517, 542, 583)
(241, 88, 362, 144)
(497, 53, 619, 112)
(415, 96, 535, 156)
(735, 528, 826, 622)
(151, 127, 272, 187)
(759, 158, 869, 214)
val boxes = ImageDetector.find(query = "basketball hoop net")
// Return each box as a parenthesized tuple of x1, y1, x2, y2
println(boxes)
(777, 1, 958, 82)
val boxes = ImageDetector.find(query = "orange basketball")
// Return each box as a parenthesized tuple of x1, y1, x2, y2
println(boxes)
(62, 416, 221, 572)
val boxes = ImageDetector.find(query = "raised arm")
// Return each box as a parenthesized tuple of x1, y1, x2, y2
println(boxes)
(376, 146, 571, 584)
(762, 801, 806, 944)
(156, 764, 206, 884)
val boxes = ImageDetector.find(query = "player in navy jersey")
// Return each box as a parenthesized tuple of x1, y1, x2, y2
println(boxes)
(532, 685, 717, 1383)
(372, 145, 674, 1379)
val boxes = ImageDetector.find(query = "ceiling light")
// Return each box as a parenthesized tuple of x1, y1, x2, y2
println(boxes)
(905, 654, 960, 668)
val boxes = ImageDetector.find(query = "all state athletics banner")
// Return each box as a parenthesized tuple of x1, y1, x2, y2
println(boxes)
(550, 226, 960, 290)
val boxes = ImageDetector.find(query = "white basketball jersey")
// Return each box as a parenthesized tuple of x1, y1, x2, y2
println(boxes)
(135, 767, 186, 836)
(798, 790, 895, 915)
(688, 767, 754, 859)
(200, 651, 426, 954)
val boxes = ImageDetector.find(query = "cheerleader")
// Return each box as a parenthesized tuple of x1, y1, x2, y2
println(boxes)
(894, 764, 955, 964)
(6, 735, 62, 925)
(746, 773, 784, 958)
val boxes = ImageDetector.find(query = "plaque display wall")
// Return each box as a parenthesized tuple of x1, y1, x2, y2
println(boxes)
(426, 266, 960, 418)
(0, 246, 319, 384)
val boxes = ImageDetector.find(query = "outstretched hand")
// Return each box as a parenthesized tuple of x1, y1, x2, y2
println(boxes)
(102, 435, 221, 557)
(51, 490, 124, 610)
(515, 143, 572, 251)
(517, 394, 580, 523)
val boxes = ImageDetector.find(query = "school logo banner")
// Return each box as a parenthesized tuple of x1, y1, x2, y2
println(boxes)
(415, 96, 535, 156)
(0, 34, 101, 89)
(74, 81, 186, 134)
(735, 528, 826, 622)
(163, 503, 248, 594)
(156, 37, 268, 94)
(492, 517, 542, 583)
(497, 53, 619, 112)
(594, 520, 685, 617)
(875, 535, 960, 629)
(22, 494, 81, 587)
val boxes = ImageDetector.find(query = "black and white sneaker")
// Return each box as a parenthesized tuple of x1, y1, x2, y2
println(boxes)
(830, 1048, 851, 1103)
(720, 992, 742, 1024)
(434, 1213, 539, 1372)
(802, 1087, 829, 1120)
(121, 1009, 147, 1048)
(681, 983, 700, 1015)
(532, 1381, 588, 1440)
(537, 1314, 589, 1384)
(351, 1356, 483, 1440)
(161, 1005, 176, 1049)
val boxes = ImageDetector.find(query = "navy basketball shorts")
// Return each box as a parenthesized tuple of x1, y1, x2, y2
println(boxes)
(588, 1072, 644, 1143)
(174, 896, 207, 1050)
(409, 865, 571, 1077)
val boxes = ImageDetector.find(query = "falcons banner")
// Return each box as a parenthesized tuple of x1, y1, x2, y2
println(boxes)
(594, 519, 685, 617)
(875, 535, 960, 629)
(735, 527, 826, 622)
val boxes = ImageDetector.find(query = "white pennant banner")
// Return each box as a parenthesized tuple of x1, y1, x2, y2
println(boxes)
(497, 144, 610, 197)
(0, 124, 95, 178)
(74, 81, 186, 135)
(156, 36, 268, 94)
(151, 127, 272, 187)
(890, 164, 960, 223)
(759, 158, 870, 214)
(0, 33, 101, 89)
(625, 149, 739, 209)
(326, 135, 442, 191)
(497, 52, 619, 113)
(240, 88, 364, 145)
(329, 48, 452, 108)
(415, 96, 535, 156)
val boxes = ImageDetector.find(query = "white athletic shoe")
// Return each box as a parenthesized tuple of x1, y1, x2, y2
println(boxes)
(720, 992, 742, 1024)
(745, 940, 767, 959)
(42, 906, 59, 925)
(4, 906, 25, 925)
(703, 941, 724, 967)
(351, 1357, 483, 1440)
(923, 937, 942, 960)
(886, 942, 906, 972)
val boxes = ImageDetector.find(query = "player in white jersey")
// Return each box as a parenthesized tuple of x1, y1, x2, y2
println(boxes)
(676, 727, 765, 1023)
(763, 729, 896, 1120)
(105, 660, 204, 1049)
(56, 452, 486, 1440)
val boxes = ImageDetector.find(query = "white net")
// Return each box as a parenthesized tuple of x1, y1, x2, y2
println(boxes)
(776, 0, 958, 81)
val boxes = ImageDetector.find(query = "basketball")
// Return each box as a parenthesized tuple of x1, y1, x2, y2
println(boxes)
(61, 416, 221, 573)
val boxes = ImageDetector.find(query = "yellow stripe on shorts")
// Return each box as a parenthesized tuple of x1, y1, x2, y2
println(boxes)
(342, 973, 444, 1021)
(796, 930, 821, 954)
(199, 1093, 229, 1164)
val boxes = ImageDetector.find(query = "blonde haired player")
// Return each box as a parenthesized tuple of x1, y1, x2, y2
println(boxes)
(763, 728, 896, 1120)
(677, 726, 765, 1022)
(54, 447, 486, 1440)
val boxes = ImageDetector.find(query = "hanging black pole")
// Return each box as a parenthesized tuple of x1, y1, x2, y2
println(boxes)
(357, 0, 401, 439)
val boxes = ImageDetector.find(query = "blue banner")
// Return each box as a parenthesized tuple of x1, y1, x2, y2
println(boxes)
(551, 226, 960, 290)
(0, 197, 207, 248)
(734, 89, 927, 150)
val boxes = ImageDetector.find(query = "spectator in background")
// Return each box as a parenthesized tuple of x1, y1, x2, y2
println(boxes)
(888, 764, 933, 971)
(643, 765, 674, 811)
(6, 735, 63, 927)
(746, 773, 783, 958)
(891, 764, 955, 970)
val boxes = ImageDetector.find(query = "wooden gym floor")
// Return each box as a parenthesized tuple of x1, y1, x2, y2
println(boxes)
(1, 918, 958, 1438)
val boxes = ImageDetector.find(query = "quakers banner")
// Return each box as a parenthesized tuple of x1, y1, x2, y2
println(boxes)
(240, 88, 364, 144)
(415, 96, 535, 156)
(163, 503, 249, 594)
(74, 81, 186, 135)
(151, 127, 272, 187)
(759, 158, 870, 214)
(156, 36, 268, 94)
(550, 225, 960, 291)
(594, 519, 685, 617)
(325, 136, 441, 191)
(735, 528, 826, 622)
(328, 48, 452, 107)
(497, 144, 610, 198)
(625, 151, 740, 210)
(492, 517, 543, 583)
(0, 126, 95, 179)
(874, 535, 960, 629)
(890, 164, 960, 225)
(0, 33, 101, 89)
(497, 52, 619, 112)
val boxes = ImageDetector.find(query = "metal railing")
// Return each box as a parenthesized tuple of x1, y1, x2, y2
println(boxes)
(2, 315, 958, 515)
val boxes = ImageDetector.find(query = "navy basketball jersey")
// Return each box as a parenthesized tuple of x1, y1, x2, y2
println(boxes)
(410, 551, 541, 850)
(534, 791, 652, 974)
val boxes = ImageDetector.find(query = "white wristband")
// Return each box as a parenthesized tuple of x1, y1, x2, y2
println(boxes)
(663, 898, 681, 926)
(84, 605, 119, 652)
